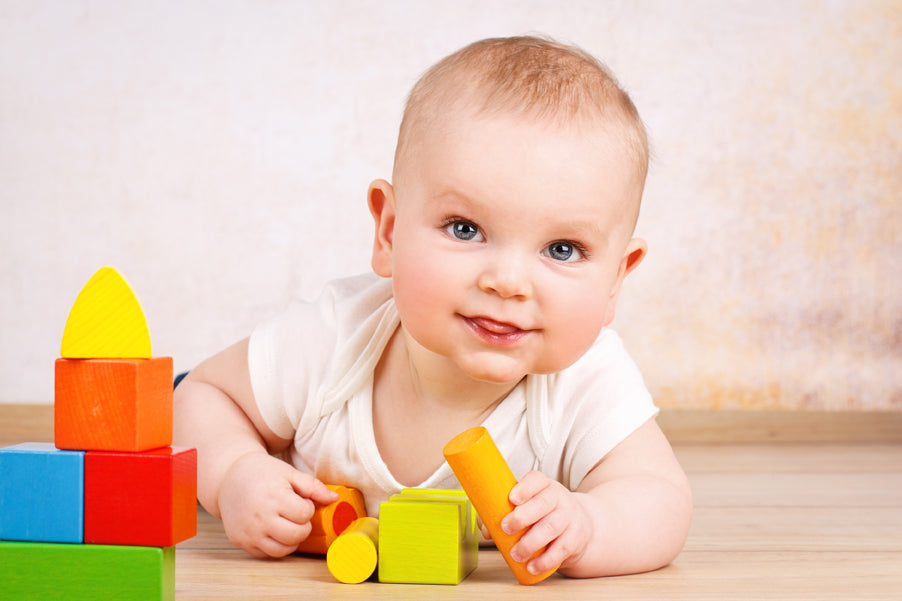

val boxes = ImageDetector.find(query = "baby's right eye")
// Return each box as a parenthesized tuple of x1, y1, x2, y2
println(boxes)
(445, 220, 483, 242)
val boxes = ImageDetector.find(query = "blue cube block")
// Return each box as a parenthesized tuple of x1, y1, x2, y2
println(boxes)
(0, 442, 85, 543)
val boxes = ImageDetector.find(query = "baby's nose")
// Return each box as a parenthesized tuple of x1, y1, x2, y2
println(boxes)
(477, 251, 533, 300)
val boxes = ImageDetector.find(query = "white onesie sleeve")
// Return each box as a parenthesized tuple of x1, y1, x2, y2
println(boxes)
(247, 273, 395, 441)
(540, 329, 659, 489)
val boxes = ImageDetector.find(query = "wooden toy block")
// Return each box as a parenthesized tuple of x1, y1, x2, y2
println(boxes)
(1, 541, 174, 601)
(60, 266, 152, 359)
(397, 488, 479, 576)
(377, 489, 478, 585)
(327, 516, 379, 584)
(84, 446, 197, 547)
(0, 443, 84, 543)
(444, 426, 558, 585)
(54, 356, 173, 452)
(296, 484, 366, 555)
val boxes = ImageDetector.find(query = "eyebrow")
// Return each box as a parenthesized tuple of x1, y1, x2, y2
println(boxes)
(430, 187, 479, 209)
(556, 218, 606, 242)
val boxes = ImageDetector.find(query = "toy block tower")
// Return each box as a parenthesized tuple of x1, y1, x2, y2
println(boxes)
(377, 488, 479, 585)
(55, 266, 170, 452)
(0, 266, 197, 600)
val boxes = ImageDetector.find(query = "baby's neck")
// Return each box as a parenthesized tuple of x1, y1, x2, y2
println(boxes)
(396, 327, 520, 413)
(370, 328, 520, 486)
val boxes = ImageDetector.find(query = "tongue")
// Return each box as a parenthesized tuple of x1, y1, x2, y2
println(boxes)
(472, 317, 519, 334)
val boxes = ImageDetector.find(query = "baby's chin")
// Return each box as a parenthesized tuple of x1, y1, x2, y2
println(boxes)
(451, 356, 526, 386)
(454, 354, 568, 386)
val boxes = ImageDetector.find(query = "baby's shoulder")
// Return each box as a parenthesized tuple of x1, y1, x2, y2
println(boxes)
(559, 329, 634, 380)
(543, 328, 649, 414)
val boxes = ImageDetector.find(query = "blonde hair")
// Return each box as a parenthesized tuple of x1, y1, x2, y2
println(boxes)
(394, 36, 649, 188)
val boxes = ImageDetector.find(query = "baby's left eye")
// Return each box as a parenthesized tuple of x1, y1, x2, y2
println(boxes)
(544, 241, 584, 263)
(446, 220, 483, 242)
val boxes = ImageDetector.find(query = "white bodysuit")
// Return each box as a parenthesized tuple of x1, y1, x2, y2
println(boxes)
(248, 273, 658, 517)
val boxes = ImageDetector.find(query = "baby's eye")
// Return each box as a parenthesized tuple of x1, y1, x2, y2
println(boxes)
(445, 220, 484, 242)
(544, 241, 584, 263)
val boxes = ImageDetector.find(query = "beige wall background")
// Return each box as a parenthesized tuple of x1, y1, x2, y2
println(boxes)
(1, 1, 899, 409)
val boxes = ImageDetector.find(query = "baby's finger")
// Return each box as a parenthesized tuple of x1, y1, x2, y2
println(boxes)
(255, 534, 302, 558)
(287, 471, 339, 505)
(526, 525, 580, 575)
(508, 509, 567, 564)
(244, 545, 269, 559)
(267, 515, 311, 548)
(502, 485, 557, 536)
(509, 471, 551, 505)
(277, 492, 317, 525)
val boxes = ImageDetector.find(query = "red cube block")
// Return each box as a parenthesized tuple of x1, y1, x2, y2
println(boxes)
(84, 446, 197, 547)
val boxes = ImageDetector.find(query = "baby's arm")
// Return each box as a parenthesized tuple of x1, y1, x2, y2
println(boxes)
(501, 419, 692, 578)
(173, 338, 337, 558)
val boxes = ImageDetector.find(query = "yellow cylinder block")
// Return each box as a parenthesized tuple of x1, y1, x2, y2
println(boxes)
(327, 517, 379, 584)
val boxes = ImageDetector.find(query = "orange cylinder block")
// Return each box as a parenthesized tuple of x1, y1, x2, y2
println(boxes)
(443, 426, 557, 585)
(296, 485, 366, 555)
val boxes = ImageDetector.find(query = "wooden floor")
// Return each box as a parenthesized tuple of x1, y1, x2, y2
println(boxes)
(2, 407, 901, 600)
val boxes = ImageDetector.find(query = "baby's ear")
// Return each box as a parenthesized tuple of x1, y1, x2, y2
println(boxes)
(367, 179, 396, 277)
(603, 238, 647, 326)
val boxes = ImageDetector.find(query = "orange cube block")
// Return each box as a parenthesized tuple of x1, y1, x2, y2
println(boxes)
(54, 357, 173, 452)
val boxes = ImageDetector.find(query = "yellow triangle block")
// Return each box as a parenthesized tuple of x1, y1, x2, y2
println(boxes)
(60, 267, 152, 359)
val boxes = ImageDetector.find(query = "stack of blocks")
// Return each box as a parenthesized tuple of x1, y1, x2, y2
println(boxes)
(0, 267, 197, 600)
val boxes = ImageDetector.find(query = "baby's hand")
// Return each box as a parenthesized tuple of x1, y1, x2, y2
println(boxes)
(218, 452, 338, 558)
(501, 471, 592, 575)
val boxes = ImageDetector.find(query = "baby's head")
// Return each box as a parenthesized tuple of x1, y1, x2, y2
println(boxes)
(369, 36, 651, 382)
(393, 35, 649, 234)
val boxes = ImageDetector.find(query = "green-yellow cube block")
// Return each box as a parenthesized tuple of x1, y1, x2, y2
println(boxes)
(378, 489, 478, 585)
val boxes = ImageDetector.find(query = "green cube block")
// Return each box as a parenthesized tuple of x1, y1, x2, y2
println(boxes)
(378, 489, 478, 584)
(1, 542, 174, 600)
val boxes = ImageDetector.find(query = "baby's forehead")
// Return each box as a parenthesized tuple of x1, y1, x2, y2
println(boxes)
(403, 105, 645, 183)
(401, 110, 645, 229)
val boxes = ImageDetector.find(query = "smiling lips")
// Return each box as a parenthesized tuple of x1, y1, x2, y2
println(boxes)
(464, 315, 532, 345)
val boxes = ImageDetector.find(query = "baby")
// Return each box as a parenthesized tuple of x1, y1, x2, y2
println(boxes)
(174, 35, 692, 579)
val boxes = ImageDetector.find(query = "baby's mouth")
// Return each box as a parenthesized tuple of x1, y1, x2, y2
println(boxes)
(462, 315, 532, 346)
(468, 316, 523, 335)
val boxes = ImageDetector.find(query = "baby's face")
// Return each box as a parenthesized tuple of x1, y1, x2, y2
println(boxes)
(385, 111, 644, 384)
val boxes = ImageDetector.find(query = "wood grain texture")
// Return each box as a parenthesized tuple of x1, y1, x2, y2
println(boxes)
(1, 542, 173, 601)
(1, 407, 900, 597)
(60, 266, 152, 359)
(0, 443, 84, 543)
(84, 446, 197, 547)
(444, 426, 555, 585)
(157, 440, 902, 599)
(326, 516, 379, 584)
(377, 490, 478, 585)
(53, 357, 173, 452)
(657, 409, 902, 443)
(295, 484, 366, 555)
(3, 406, 899, 445)
(0, 404, 53, 443)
